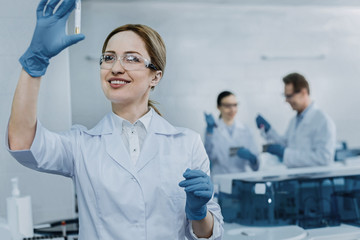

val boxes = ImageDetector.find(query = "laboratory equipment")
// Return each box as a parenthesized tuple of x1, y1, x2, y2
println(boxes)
(335, 148, 360, 162)
(34, 218, 79, 236)
(223, 222, 360, 240)
(0, 217, 11, 240)
(74, 0, 81, 34)
(229, 147, 241, 157)
(262, 144, 270, 152)
(7, 177, 33, 239)
(214, 165, 360, 229)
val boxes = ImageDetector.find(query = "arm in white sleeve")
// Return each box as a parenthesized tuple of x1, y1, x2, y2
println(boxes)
(6, 120, 80, 177)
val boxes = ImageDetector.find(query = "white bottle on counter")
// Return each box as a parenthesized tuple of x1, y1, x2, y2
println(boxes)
(6, 178, 34, 240)
(0, 217, 11, 240)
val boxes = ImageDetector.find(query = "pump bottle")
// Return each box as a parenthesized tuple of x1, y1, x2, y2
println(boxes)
(6, 178, 33, 240)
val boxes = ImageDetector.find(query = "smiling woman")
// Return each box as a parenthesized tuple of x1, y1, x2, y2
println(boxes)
(6, 0, 223, 239)
(99, 25, 164, 118)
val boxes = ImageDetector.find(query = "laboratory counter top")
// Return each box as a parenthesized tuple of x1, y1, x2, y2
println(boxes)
(213, 162, 360, 194)
(223, 222, 360, 240)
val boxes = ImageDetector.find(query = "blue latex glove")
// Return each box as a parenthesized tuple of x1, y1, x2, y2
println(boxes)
(204, 113, 217, 134)
(20, 0, 85, 77)
(256, 115, 271, 132)
(266, 144, 285, 160)
(179, 169, 213, 220)
(237, 147, 257, 166)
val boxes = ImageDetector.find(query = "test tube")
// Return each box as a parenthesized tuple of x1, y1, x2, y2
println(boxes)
(61, 221, 67, 237)
(75, 0, 81, 34)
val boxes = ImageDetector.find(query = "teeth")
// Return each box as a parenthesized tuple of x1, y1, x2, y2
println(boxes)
(110, 80, 128, 84)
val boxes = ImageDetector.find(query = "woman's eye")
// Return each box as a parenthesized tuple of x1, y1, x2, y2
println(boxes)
(104, 55, 115, 62)
(125, 55, 141, 63)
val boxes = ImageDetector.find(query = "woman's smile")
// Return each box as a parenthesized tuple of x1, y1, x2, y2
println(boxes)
(108, 77, 131, 88)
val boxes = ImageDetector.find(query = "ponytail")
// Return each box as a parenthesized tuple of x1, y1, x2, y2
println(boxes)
(148, 100, 162, 116)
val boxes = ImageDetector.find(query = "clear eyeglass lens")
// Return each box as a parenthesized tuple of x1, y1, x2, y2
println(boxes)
(221, 103, 238, 108)
(100, 53, 148, 71)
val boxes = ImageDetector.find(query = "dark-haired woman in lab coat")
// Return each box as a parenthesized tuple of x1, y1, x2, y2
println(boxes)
(205, 91, 259, 175)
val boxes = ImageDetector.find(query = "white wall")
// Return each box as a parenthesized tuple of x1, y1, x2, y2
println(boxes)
(0, 0, 75, 223)
(69, 2, 360, 149)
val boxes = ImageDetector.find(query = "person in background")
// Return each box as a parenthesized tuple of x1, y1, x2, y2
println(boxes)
(256, 72, 336, 168)
(204, 91, 259, 175)
(6, 0, 223, 239)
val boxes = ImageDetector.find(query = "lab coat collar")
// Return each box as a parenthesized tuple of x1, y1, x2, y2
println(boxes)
(148, 109, 183, 136)
(297, 102, 314, 119)
(216, 118, 246, 142)
(297, 102, 317, 124)
(84, 108, 183, 136)
(111, 108, 152, 133)
(83, 113, 114, 136)
(83, 108, 183, 175)
(93, 108, 182, 175)
(292, 103, 319, 135)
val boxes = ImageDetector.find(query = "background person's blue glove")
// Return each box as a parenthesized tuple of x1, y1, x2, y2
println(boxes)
(256, 115, 271, 133)
(179, 169, 213, 220)
(237, 147, 257, 165)
(204, 113, 217, 134)
(266, 144, 285, 160)
(20, 0, 85, 77)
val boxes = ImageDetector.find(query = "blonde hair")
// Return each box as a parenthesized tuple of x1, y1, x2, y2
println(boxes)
(102, 24, 166, 116)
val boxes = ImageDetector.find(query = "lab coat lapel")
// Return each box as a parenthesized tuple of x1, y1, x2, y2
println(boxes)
(217, 119, 233, 143)
(295, 104, 315, 134)
(84, 113, 135, 174)
(136, 111, 182, 172)
(136, 133, 159, 172)
(231, 121, 245, 141)
(104, 133, 135, 174)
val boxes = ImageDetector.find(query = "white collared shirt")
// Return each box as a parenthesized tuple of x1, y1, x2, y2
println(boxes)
(111, 109, 152, 164)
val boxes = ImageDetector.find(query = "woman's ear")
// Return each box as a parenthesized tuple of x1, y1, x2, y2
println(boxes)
(150, 70, 162, 87)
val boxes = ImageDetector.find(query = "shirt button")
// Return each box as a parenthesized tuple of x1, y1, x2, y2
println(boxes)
(133, 149, 136, 152)
(131, 177, 137, 182)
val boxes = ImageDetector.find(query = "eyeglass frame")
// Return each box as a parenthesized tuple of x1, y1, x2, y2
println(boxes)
(99, 52, 158, 71)
(219, 102, 239, 108)
(284, 91, 301, 100)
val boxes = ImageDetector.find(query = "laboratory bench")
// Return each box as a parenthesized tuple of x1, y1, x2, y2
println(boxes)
(215, 161, 360, 240)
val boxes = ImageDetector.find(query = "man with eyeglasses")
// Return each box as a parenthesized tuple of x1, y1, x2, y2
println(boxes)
(256, 72, 336, 168)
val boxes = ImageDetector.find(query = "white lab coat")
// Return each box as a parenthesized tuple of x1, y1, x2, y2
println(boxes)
(263, 104, 336, 168)
(6, 109, 223, 240)
(205, 118, 259, 175)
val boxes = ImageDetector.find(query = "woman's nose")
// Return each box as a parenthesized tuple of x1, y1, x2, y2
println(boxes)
(111, 59, 125, 75)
